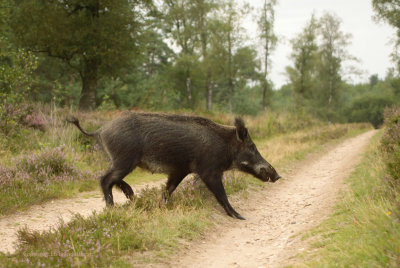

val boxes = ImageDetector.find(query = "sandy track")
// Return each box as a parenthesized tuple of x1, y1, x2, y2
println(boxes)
(167, 130, 376, 268)
(0, 180, 165, 254)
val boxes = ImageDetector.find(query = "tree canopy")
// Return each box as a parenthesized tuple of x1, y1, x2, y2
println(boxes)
(10, 0, 153, 110)
(0, 0, 399, 125)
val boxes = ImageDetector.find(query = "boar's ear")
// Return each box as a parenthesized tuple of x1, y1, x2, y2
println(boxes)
(234, 117, 248, 142)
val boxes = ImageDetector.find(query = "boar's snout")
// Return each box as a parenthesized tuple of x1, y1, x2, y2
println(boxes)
(259, 166, 281, 183)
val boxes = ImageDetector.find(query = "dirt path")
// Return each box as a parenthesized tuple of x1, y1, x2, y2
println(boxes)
(0, 180, 166, 254)
(167, 130, 376, 268)
(0, 130, 376, 264)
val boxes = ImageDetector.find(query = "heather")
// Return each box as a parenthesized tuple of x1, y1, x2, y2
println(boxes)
(0, 146, 94, 215)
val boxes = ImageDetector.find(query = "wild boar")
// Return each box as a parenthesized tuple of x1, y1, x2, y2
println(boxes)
(67, 112, 280, 220)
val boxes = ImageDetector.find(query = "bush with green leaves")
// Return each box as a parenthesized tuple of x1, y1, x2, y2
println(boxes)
(347, 94, 395, 128)
(0, 48, 40, 136)
(380, 106, 400, 181)
(232, 87, 262, 116)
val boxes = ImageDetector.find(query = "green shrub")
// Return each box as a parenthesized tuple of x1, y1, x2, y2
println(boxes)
(232, 88, 262, 116)
(347, 95, 395, 128)
(380, 106, 400, 180)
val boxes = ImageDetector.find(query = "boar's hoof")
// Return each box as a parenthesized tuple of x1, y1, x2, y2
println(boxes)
(236, 214, 246, 220)
(230, 213, 245, 220)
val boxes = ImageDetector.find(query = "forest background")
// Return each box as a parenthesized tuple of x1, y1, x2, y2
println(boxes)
(1, 0, 400, 128)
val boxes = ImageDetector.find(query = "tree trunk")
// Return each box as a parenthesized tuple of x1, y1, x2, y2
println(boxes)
(79, 59, 98, 111)
(198, 3, 213, 111)
(228, 29, 233, 114)
(262, 41, 269, 110)
(206, 79, 213, 111)
(262, 79, 268, 110)
(185, 71, 192, 106)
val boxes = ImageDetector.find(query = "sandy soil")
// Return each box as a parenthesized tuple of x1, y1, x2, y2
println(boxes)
(0, 130, 376, 267)
(166, 130, 376, 268)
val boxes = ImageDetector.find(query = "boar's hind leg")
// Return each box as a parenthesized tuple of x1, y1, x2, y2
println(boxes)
(202, 174, 245, 220)
(115, 180, 134, 201)
(101, 165, 135, 206)
(162, 171, 187, 202)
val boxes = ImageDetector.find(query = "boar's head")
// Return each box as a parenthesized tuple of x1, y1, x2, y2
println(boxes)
(233, 118, 281, 183)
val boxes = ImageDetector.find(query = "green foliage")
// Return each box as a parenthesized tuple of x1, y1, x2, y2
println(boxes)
(0, 103, 47, 154)
(270, 84, 295, 111)
(0, 45, 41, 147)
(0, 49, 37, 96)
(286, 14, 319, 108)
(285, 12, 354, 121)
(380, 106, 400, 180)
(9, 0, 154, 110)
(258, 0, 278, 110)
(372, 0, 400, 70)
(232, 87, 262, 116)
(372, 0, 400, 28)
(1, 0, 399, 121)
(347, 95, 395, 128)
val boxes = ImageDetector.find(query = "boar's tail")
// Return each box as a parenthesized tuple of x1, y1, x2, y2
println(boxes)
(66, 116, 97, 137)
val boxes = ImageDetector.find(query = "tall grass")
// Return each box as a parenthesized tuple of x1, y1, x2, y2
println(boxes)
(296, 132, 400, 267)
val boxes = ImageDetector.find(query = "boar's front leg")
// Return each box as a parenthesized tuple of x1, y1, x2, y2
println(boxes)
(162, 171, 188, 202)
(201, 172, 245, 220)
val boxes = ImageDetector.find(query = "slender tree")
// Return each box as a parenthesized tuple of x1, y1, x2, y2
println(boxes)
(192, 0, 218, 111)
(286, 14, 319, 109)
(258, 0, 277, 110)
(317, 12, 352, 115)
(162, 0, 199, 107)
(211, 0, 249, 113)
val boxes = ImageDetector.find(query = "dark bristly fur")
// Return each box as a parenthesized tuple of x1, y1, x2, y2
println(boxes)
(67, 112, 280, 220)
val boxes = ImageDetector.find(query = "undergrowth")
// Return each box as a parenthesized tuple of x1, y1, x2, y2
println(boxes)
(0, 146, 98, 215)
